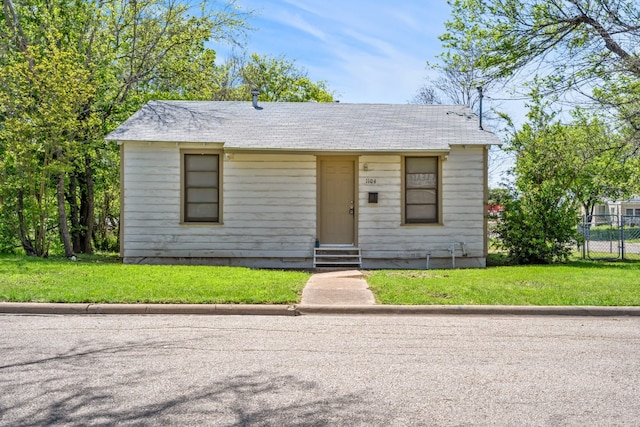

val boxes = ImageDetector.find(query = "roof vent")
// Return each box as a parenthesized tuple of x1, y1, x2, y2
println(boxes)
(251, 88, 260, 109)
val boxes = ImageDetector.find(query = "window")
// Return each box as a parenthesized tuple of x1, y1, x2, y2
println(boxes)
(183, 153, 220, 222)
(405, 156, 439, 224)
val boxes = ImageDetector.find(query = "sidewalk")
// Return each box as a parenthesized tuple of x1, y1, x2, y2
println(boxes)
(1, 270, 640, 317)
(300, 270, 375, 306)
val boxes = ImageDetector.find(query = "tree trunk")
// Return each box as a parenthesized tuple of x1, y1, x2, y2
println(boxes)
(16, 189, 37, 256)
(57, 172, 75, 258)
(67, 172, 81, 252)
(79, 154, 94, 254)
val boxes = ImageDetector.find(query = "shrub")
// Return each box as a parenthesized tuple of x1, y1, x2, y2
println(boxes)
(494, 187, 581, 264)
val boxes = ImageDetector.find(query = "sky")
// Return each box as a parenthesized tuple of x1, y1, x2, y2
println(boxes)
(216, 0, 515, 186)
(221, 0, 452, 104)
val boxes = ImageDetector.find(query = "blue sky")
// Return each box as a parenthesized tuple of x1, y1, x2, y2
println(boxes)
(218, 1, 516, 185)
(224, 0, 452, 103)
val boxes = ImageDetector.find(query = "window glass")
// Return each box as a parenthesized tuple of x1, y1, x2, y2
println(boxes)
(405, 157, 438, 223)
(184, 154, 219, 222)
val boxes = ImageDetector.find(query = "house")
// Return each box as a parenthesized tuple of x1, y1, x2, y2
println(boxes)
(106, 100, 501, 269)
(604, 197, 640, 219)
(590, 197, 640, 226)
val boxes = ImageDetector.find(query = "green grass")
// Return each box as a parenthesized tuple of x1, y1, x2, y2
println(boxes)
(366, 259, 640, 306)
(0, 254, 311, 304)
(2, 253, 639, 306)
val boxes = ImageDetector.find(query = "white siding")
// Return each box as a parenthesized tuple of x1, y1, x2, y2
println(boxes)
(122, 142, 317, 261)
(358, 147, 487, 266)
(122, 142, 487, 267)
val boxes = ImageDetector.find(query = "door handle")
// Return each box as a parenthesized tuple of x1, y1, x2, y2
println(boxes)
(349, 201, 354, 215)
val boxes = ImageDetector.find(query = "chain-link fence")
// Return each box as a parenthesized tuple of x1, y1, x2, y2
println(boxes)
(579, 214, 640, 261)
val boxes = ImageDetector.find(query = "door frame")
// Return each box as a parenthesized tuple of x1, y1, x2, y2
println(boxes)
(316, 156, 359, 246)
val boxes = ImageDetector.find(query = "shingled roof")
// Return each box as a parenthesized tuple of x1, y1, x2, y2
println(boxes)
(105, 101, 501, 151)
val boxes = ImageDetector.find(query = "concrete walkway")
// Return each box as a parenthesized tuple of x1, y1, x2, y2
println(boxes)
(300, 270, 375, 306)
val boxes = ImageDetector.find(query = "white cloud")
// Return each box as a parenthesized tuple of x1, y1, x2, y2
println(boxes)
(230, 0, 449, 103)
(340, 29, 396, 58)
(267, 9, 328, 41)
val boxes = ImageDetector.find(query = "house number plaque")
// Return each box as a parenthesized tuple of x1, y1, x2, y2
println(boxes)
(365, 178, 377, 184)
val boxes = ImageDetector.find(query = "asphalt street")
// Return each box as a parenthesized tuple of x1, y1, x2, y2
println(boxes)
(1, 314, 639, 426)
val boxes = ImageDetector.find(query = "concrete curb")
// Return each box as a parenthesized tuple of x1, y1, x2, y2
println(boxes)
(0, 302, 298, 316)
(2, 302, 640, 317)
(295, 304, 640, 317)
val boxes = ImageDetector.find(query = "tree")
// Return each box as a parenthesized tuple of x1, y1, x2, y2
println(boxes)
(0, 0, 250, 256)
(412, 49, 508, 181)
(512, 96, 633, 207)
(160, 51, 336, 102)
(0, 10, 99, 257)
(441, 0, 640, 143)
(494, 90, 639, 263)
(238, 53, 334, 102)
(443, 1, 640, 81)
(488, 187, 510, 210)
(1, 0, 337, 257)
(441, 0, 640, 263)
(413, 48, 496, 111)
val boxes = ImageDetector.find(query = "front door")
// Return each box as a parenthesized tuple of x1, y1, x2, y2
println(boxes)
(318, 158, 356, 245)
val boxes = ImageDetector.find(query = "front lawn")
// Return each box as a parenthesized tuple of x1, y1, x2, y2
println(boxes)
(1, 254, 639, 306)
(366, 260, 640, 306)
(0, 254, 310, 304)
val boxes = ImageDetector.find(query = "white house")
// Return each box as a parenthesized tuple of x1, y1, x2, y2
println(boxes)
(601, 197, 640, 218)
(590, 197, 640, 226)
(106, 100, 501, 269)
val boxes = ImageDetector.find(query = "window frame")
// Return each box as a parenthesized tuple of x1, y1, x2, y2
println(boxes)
(402, 155, 442, 225)
(181, 150, 223, 224)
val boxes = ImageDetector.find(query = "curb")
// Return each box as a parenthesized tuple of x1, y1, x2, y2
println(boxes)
(2, 302, 640, 317)
(0, 302, 298, 316)
(295, 304, 640, 317)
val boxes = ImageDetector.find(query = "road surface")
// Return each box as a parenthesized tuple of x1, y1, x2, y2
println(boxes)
(1, 314, 639, 425)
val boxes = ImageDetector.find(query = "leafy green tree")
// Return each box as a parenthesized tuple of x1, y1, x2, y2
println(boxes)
(0, 0, 250, 256)
(0, 28, 97, 256)
(441, 0, 640, 145)
(239, 53, 334, 102)
(511, 92, 635, 212)
(488, 187, 509, 208)
(442, 0, 640, 83)
(440, 0, 640, 263)
(154, 51, 335, 102)
(1, 0, 337, 257)
(495, 91, 638, 263)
